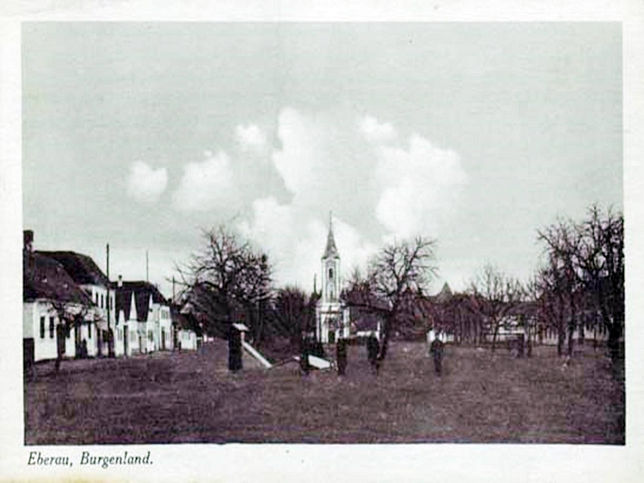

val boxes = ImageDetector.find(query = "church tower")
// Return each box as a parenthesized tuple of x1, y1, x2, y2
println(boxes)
(321, 213, 341, 304)
(315, 212, 348, 343)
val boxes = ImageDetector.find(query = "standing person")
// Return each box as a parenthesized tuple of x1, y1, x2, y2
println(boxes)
(430, 337, 444, 376)
(336, 338, 347, 376)
(228, 326, 242, 372)
(300, 336, 310, 375)
(367, 334, 380, 375)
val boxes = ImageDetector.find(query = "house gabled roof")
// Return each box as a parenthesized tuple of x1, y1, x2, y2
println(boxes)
(171, 305, 202, 336)
(37, 251, 109, 287)
(353, 314, 382, 332)
(434, 282, 453, 303)
(23, 252, 92, 306)
(114, 281, 168, 322)
(115, 291, 137, 322)
(342, 285, 390, 312)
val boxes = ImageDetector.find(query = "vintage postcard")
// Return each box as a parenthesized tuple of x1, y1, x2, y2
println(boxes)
(1, 1, 643, 481)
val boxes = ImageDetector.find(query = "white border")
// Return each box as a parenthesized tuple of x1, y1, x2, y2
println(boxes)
(2, 1, 643, 481)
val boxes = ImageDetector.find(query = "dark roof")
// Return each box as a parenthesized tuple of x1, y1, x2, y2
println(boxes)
(23, 252, 92, 306)
(353, 314, 382, 331)
(114, 281, 168, 322)
(171, 306, 202, 335)
(434, 282, 453, 303)
(118, 281, 167, 304)
(37, 251, 109, 287)
(507, 301, 540, 317)
(322, 224, 339, 259)
(343, 287, 390, 312)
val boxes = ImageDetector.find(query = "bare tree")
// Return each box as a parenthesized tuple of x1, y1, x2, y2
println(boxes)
(49, 301, 92, 372)
(176, 225, 272, 340)
(469, 264, 523, 352)
(344, 236, 438, 368)
(272, 286, 317, 348)
(538, 218, 582, 357)
(534, 259, 570, 356)
(575, 205, 624, 363)
(536, 206, 623, 363)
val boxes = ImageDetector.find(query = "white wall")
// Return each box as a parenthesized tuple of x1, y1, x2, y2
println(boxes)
(83, 284, 116, 327)
(25, 301, 58, 361)
(178, 329, 197, 350)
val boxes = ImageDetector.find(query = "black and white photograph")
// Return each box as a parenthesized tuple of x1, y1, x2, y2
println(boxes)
(2, 1, 644, 481)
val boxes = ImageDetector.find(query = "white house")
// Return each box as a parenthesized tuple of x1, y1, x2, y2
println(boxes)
(171, 306, 201, 351)
(39, 249, 116, 357)
(115, 279, 173, 355)
(23, 231, 99, 363)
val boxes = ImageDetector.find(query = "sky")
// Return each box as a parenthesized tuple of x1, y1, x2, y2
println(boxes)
(22, 22, 622, 297)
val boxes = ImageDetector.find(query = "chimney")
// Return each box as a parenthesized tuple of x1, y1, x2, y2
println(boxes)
(23, 230, 34, 253)
(117, 275, 123, 287)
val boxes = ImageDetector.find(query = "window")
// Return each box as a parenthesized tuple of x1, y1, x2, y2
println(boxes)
(88, 324, 92, 339)
(49, 317, 55, 339)
(100, 294, 104, 308)
(39, 316, 45, 339)
(328, 267, 333, 279)
(148, 330, 153, 341)
(95, 292, 99, 304)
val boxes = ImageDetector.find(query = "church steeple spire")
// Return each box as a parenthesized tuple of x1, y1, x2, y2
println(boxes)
(322, 211, 339, 259)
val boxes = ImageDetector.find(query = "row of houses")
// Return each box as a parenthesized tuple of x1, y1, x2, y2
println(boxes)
(23, 230, 202, 364)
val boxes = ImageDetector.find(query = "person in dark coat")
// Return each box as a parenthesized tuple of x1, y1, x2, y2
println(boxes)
(336, 338, 347, 376)
(366, 335, 380, 375)
(430, 337, 444, 376)
(80, 338, 88, 359)
(228, 326, 242, 372)
(300, 336, 310, 375)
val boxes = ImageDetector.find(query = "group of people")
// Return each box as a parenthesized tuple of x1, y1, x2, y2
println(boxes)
(299, 330, 446, 377)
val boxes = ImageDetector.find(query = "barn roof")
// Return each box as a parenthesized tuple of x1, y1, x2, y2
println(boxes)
(171, 306, 202, 335)
(23, 252, 92, 306)
(37, 251, 109, 287)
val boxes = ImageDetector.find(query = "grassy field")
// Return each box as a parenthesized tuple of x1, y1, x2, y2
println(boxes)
(24, 341, 624, 444)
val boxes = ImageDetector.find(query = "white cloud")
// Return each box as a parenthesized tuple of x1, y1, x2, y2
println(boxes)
(374, 134, 468, 239)
(172, 150, 235, 212)
(238, 197, 377, 291)
(235, 123, 267, 153)
(271, 108, 323, 198)
(359, 115, 397, 143)
(126, 161, 168, 204)
(167, 108, 467, 289)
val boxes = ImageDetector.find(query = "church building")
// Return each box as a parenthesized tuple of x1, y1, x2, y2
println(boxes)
(315, 215, 350, 344)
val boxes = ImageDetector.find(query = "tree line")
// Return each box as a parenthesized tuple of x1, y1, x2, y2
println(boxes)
(174, 204, 623, 368)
